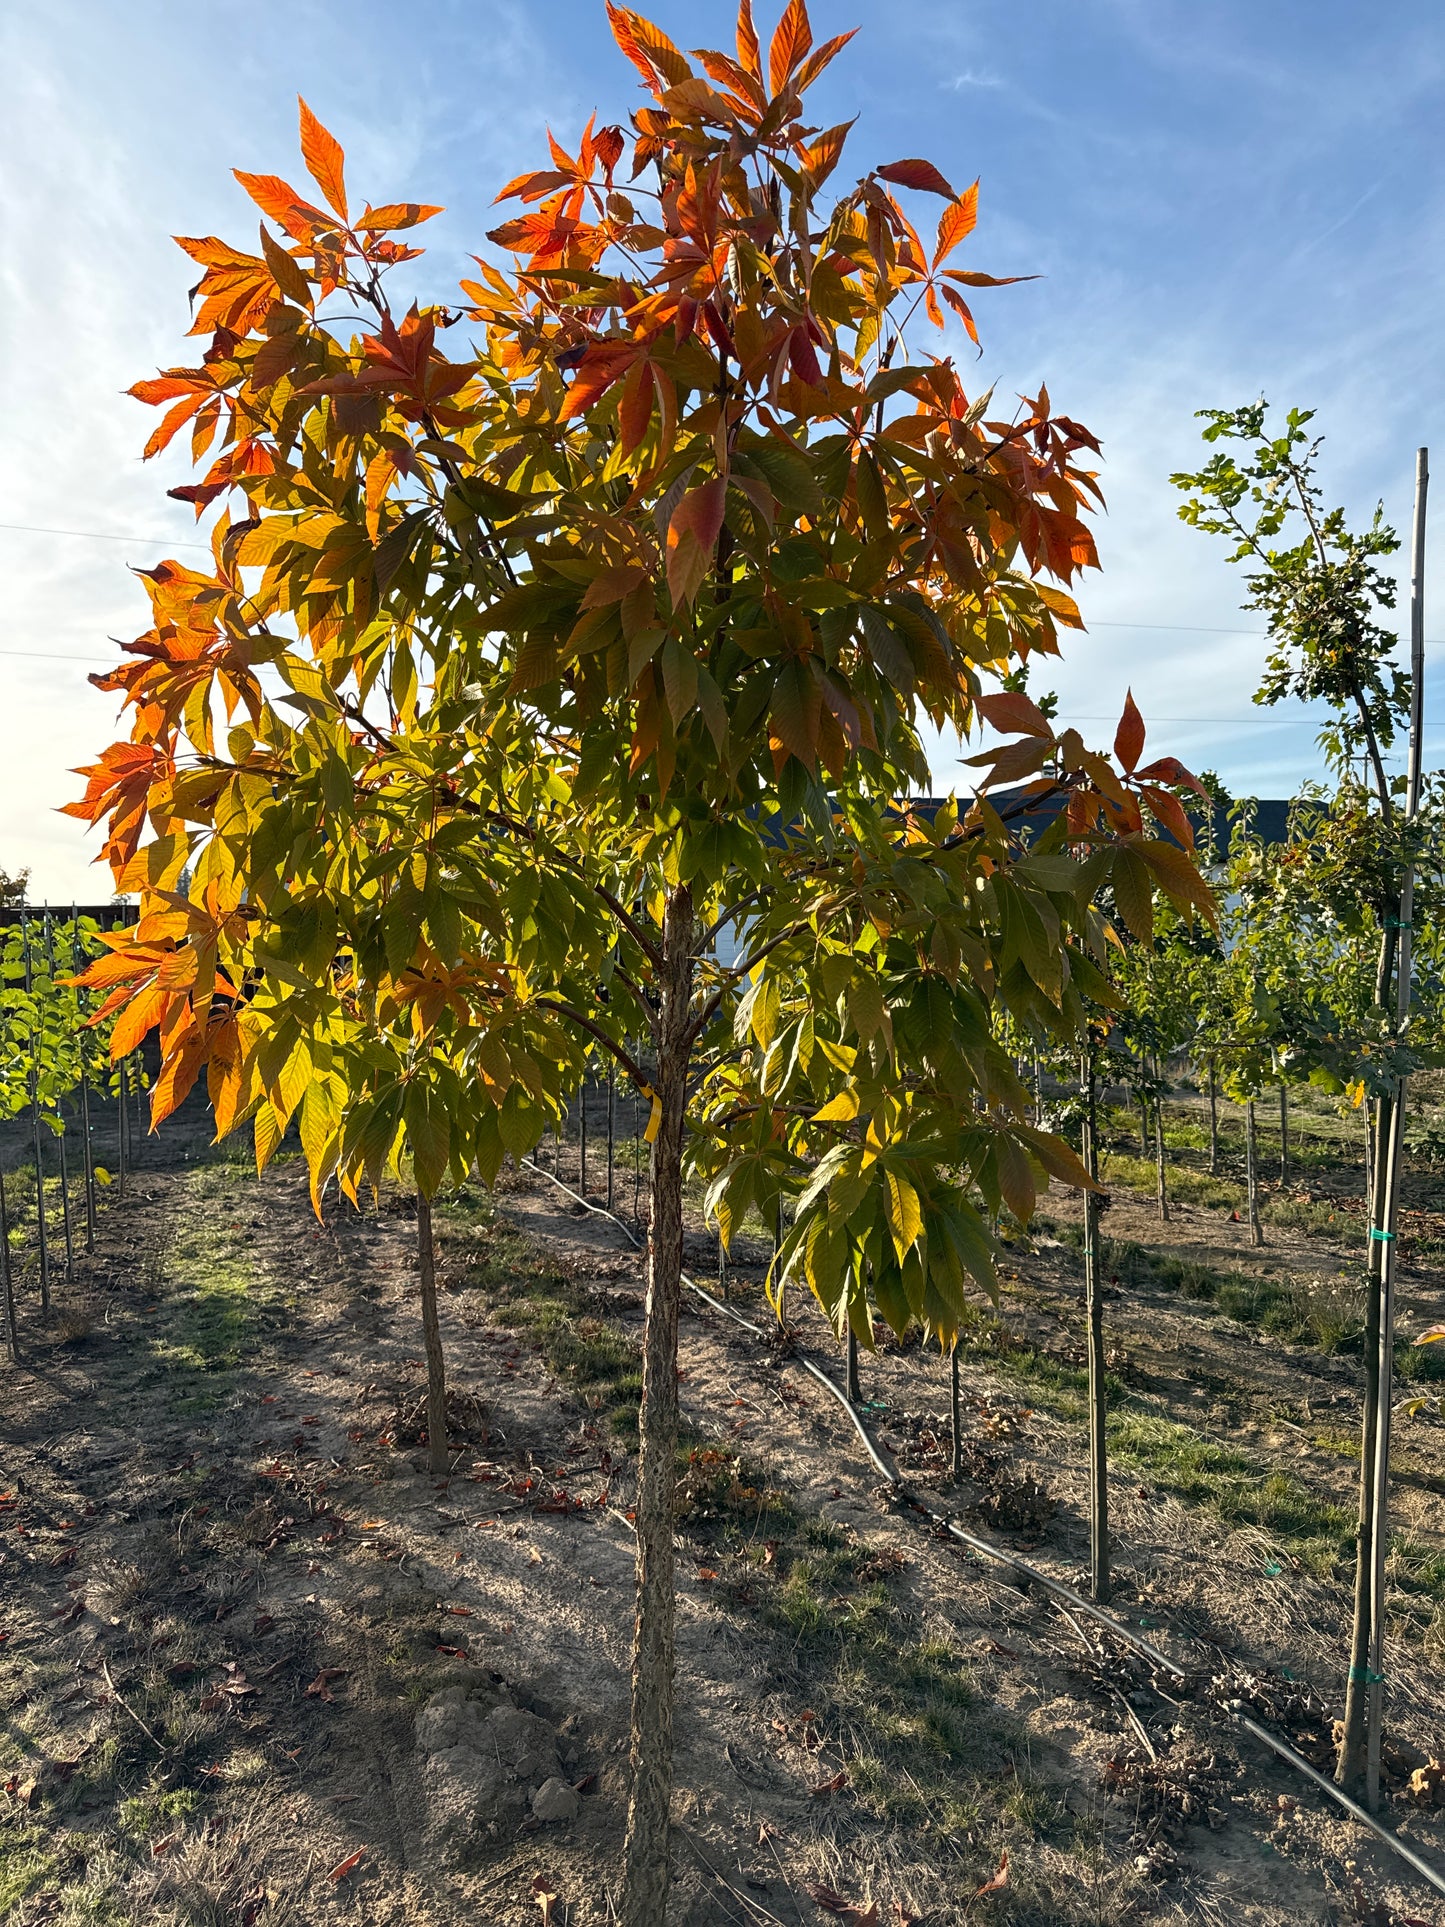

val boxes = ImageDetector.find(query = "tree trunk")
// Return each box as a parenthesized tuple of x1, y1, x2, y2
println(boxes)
(0, 1166, 18, 1365)
(417, 1194, 448, 1479)
(950, 1338, 963, 1479)
(1339, 1089, 1393, 1795)
(79, 1068, 96, 1252)
(1207, 1060, 1219, 1175)
(1154, 1097, 1170, 1225)
(1279, 1086, 1289, 1184)
(1245, 1101, 1263, 1246)
(57, 1123, 74, 1285)
(1366, 1079, 1409, 1807)
(30, 1104, 50, 1315)
(1137, 1096, 1148, 1157)
(846, 1328, 861, 1403)
(606, 1063, 616, 1214)
(1082, 1050, 1110, 1603)
(620, 885, 693, 1927)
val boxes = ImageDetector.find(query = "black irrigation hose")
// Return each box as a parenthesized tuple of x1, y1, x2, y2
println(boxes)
(518, 1156, 1445, 1906)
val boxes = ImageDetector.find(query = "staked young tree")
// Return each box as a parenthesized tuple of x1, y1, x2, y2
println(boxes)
(69, 7, 1210, 1912)
(1174, 403, 1436, 1801)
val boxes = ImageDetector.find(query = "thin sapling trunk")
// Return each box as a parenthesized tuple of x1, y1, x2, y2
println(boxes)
(950, 1338, 963, 1480)
(1339, 1090, 1392, 1794)
(1245, 1100, 1263, 1246)
(1154, 1096, 1170, 1224)
(0, 1167, 18, 1365)
(1279, 1086, 1289, 1183)
(1207, 1060, 1219, 1175)
(417, 1194, 448, 1479)
(1082, 1049, 1110, 1602)
(846, 1328, 861, 1404)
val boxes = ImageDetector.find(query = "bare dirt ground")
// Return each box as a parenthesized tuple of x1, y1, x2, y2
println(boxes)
(5, 1106, 1445, 1926)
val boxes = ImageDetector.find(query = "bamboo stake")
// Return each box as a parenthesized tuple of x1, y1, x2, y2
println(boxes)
(1082, 1047, 1110, 1602)
(1364, 444, 1429, 1809)
(1280, 1086, 1289, 1184)
(1153, 1094, 1170, 1224)
(845, 1328, 861, 1404)
(579, 1072, 588, 1201)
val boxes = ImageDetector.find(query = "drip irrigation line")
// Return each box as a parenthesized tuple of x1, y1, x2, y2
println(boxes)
(1226, 1706, 1445, 1903)
(518, 1153, 1445, 1905)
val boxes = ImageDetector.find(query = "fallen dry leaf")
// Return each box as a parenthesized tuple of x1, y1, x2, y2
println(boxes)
(974, 1850, 1009, 1901)
(810, 1770, 849, 1797)
(806, 1884, 879, 1925)
(328, 1846, 367, 1882)
(304, 1667, 349, 1702)
(531, 1872, 559, 1925)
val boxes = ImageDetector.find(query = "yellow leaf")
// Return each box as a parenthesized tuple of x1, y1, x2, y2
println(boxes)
(884, 1168, 922, 1264)
(810, 1090, 859, 1124)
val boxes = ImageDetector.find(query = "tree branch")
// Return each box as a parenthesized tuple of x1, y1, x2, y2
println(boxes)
(535, 999, 648, 1090)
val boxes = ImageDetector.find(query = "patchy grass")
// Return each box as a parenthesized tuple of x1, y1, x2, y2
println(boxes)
(949, 1317, 1126, 1420)
(1109, 1411, 1352, 1569)
(1100, 1150, 1243, 1212)
(1044, 1222, 1368, 1356)
(441, 1189, 645, 1435)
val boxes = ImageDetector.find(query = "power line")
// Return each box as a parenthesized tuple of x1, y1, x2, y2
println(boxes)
(0, 520, 210, 551)
(4, 522, 1444, 660)
(0, 650, 113, 664)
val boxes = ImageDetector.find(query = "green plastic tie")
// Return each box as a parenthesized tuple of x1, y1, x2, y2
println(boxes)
(1348, 1664, 1387, 1685)
(1369, 1228, 1397, 1242)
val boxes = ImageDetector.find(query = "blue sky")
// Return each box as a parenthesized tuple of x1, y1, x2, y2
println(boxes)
(3, 0, 1443, 897)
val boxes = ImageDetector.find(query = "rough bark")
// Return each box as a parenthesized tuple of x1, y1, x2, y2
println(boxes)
(620, 885, 693, 1927)
(417, 1194, 448, 1478)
